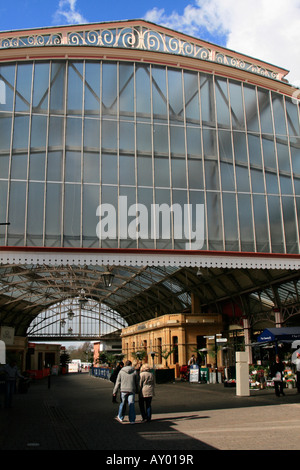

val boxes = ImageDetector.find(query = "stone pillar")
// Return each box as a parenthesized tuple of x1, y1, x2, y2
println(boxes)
(243, 317, 252, 364)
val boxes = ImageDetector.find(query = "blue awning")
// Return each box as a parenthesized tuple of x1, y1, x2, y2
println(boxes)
(256, 327, 300, 344)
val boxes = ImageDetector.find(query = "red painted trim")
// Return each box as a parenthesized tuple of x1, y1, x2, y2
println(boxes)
(1, 246, 300, 259)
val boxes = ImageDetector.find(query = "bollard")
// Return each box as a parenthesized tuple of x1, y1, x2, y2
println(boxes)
(236, 351, 250, 396)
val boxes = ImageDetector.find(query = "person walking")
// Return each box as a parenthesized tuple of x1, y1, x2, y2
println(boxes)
(270, 355, 285, 397)
(139, 363, 155, 423)
(1, 360, 24, 408)
(110, 361, 124, 403)
(113, 360, 139, 424)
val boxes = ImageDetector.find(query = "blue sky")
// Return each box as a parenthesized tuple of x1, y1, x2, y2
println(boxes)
(0, 0, 300, 85)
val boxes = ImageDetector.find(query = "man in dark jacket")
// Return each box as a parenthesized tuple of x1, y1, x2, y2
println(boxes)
(113, 360, 139, 424)
(270, 355, 285, 397)
(110, 361, 124, 403)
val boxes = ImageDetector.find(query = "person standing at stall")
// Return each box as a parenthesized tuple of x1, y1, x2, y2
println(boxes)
(270, 355, 285, 397)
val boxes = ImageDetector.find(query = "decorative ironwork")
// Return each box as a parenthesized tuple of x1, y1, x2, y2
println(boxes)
(0, 23, 282, 81)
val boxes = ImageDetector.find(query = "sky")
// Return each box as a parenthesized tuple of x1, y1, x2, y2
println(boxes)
(0, 0, 300, 87)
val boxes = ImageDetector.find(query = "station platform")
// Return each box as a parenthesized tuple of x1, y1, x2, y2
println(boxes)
(1, 372, 300, 454)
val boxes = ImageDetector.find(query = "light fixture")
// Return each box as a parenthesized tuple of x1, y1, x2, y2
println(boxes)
(197, 267, 203, 276)
(67, 309, 74, 320)
(60, 319, 66, 327)
(102, 266, 114, 287)
(78, 289, 88, 308)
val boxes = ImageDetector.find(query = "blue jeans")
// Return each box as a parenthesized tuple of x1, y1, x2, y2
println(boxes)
(118, 392, 136, 423)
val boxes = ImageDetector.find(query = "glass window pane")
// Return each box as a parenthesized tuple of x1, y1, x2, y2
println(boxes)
(253, 194, 270, 252)
(248, 134, 262, 166)
(66, 117, 82, 148)
(200, 74, 215, 127)
(83, 152, 99, 184)
(236, 165, 250, 192)
(137, 156, 152, 187)
(0, 115, 12, 151)
(31, 115, 47, 149)
(137, 123, 152, 153)
(67, 62, 83, 115)
(285, 97, 300, 137)
(229, 80, 245, 130)
(63, 183, 81, 246)
(272, 92, 287, 135)
(27, 182, 44, 245)
(215, 77, 230, 128)
(45, 183, 62, 246)
(32, 62, 49, 113)
(29, 153, 45, 181)
(205, 160, 219, 190)
(265, 171, 279, 194)
(15, 63, 32, 112)
(172, 158, 187, 188)
(188, 159, 203, 190)
(0, 155, 9, 179)
(172, 189, 187, 249)
(152, 66, 167, 120)
(276, 138, 290, 172)
(65, 151, 81, 182)
(11, 154, 28, 180)
(206, 191, 222, 250)
(119, 122, 134, 152)
(84, 118, 100, 150)
(137, 187, 154, 248)
(238, 194, 254, 251)
(257, 88, 273, 134)
(101, 120, 117, 151)
(13, 115, 29, 150)
(186, 127, 201, 157)
(0, 64, 15, 112)
(268, 195, 284, 253)
(102, 62, 117, 117)
(262, 136, 276, 169)
(50, 62, 65, 114)
(154, 188, 171, 249)
(221, 161, 235, 191)
(188, 190, 206, 250)
(184, 71, 200, 123)
(0, 180, 7, 242)
(223, 192, 239, 251)
(119, 63, 134, 118)
(100, 185, 118, 248)
(119, 155, 135, 185)
(102, 154, 117, 184)
(243, 84, 259, 132)
(168, 69, 184, 123)
(170, 125, 185, 156)
(83, 184, 99, 247)
(153, 124, 168, 155)
(251, 168, 265, 193)
(49, 116, 64, 148)
(233, 131, 248, 164)
(136, 64, 151, 119)
(7, 181, 26, 245)
(47, 151, 63, 182)
(154, 157, 170, 187)
(282, 196, 298, 252)
(84, 62, 100, 115)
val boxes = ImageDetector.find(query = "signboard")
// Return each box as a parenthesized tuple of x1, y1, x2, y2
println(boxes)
(0, 340, 5, 364)
(189, 365, 199, 383)
(0, 326, 15, 345)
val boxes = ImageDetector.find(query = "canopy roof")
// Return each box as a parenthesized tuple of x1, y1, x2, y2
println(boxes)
(256, 327, 300, 344)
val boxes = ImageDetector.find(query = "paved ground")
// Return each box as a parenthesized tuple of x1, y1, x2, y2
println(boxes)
(0, 372, 300, 455)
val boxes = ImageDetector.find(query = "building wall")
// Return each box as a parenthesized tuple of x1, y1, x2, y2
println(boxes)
(121, 312, 224, 373)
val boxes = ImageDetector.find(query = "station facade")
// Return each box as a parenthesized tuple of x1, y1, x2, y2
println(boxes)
(0, 20, 300, 374)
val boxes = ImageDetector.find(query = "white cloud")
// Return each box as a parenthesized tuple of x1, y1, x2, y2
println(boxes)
(144, 0, 300, 86)
(53, 0, 87, 25)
